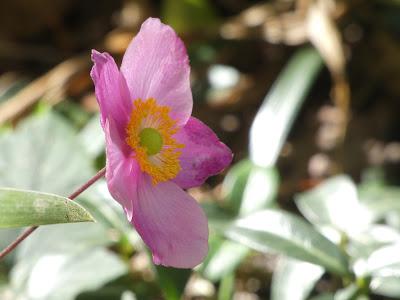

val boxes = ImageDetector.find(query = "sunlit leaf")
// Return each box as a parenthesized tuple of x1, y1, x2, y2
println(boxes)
(370, 276, 400, 298)
(250, 47, 323, 167)
(366, 243, 400, 276)
(271, 257, 324, 300)
(0, 112, 93, 195)
(348, 225, 400, 259)
(13, 248, 126, 300)
(224, 209, 349, 275)
(295, 175, 372, 236)
(11, 223, 117, 299)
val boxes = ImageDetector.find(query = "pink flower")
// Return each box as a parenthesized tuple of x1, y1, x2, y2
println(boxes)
(90, 18, 232, 268)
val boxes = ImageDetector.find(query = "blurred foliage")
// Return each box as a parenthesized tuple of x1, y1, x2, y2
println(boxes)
(1, 0, 400, 299)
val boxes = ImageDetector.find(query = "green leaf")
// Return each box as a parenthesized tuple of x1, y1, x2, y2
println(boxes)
(0, 188, 93, 228)
(156, 266, 191, 300)
(162, 0, 218, 34)
(250, 47, 323, 167)
(224, 209, 349, 275)
(309, 294, 334, 300)
(222, 159, 278, 216)
(295, 175, 372, 236)
(222, 159, 253, 214)
(271, 257, 324, 300)
(0, 112, 93, 195)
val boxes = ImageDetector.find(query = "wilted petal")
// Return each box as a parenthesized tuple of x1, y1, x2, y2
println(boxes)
(173, 117, 233, 189)
(91, 50, 132, 134)
(131, 175, 208, 268)
(121, 18, 192, 126)
(104, 119, 138, 220)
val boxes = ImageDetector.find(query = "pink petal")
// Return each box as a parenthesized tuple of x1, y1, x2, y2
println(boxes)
(104, 118, 138, 220)
(132, 175, 208, 268)
(121, 18, 192, 126)
(91, 50, 132, 135)
(173, 117, 233, 189)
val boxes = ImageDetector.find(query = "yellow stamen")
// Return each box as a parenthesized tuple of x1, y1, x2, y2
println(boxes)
(126, 98, 184, 184)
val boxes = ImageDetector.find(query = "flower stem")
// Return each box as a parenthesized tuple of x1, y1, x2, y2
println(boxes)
(0, 167, 106, 260)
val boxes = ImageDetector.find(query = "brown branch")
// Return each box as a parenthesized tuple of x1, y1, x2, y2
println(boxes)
(0, 55, 90, 125)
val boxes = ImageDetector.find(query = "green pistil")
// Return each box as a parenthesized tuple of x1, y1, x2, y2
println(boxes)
(139, 128, 163, 155)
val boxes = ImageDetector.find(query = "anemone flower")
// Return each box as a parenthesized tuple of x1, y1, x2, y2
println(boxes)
(90, 17, 232, 268)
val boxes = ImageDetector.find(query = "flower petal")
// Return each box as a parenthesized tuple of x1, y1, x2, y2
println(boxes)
(121, 18, 192, 126)
(104, 118, 138, 220)
(173, 117, 233, 189)
(91, 50, 132, 134)
(132, 175, 208, 268)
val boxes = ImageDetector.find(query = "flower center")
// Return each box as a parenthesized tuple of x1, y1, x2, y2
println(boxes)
(126, 98, 183, 184)
(139, 128, 163, 155)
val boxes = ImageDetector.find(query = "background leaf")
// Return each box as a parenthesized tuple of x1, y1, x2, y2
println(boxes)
(0, 112, 93, 194)
(224, 209, 349, 275)
(271, 257, 324, 300)
(370, 276, 400, 298)
(295, 175, 372, 236)
(249, 47, 323, 167)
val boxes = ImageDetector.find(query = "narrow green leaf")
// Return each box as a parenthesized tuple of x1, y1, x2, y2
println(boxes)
(156, 266, 191, 300)
(222, 159, 253, 214)
(250, 47, 323, 167)
(201, 237, 249, 282)
(0, 188, 93, 228)
(271, 257, 324, 300)
(224, 209, 349, 275)
(218, 272, 235, 300)
(222, 159, 278, 216)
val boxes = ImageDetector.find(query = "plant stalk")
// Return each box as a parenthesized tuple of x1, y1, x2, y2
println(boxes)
(0, 167, 106, 260)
